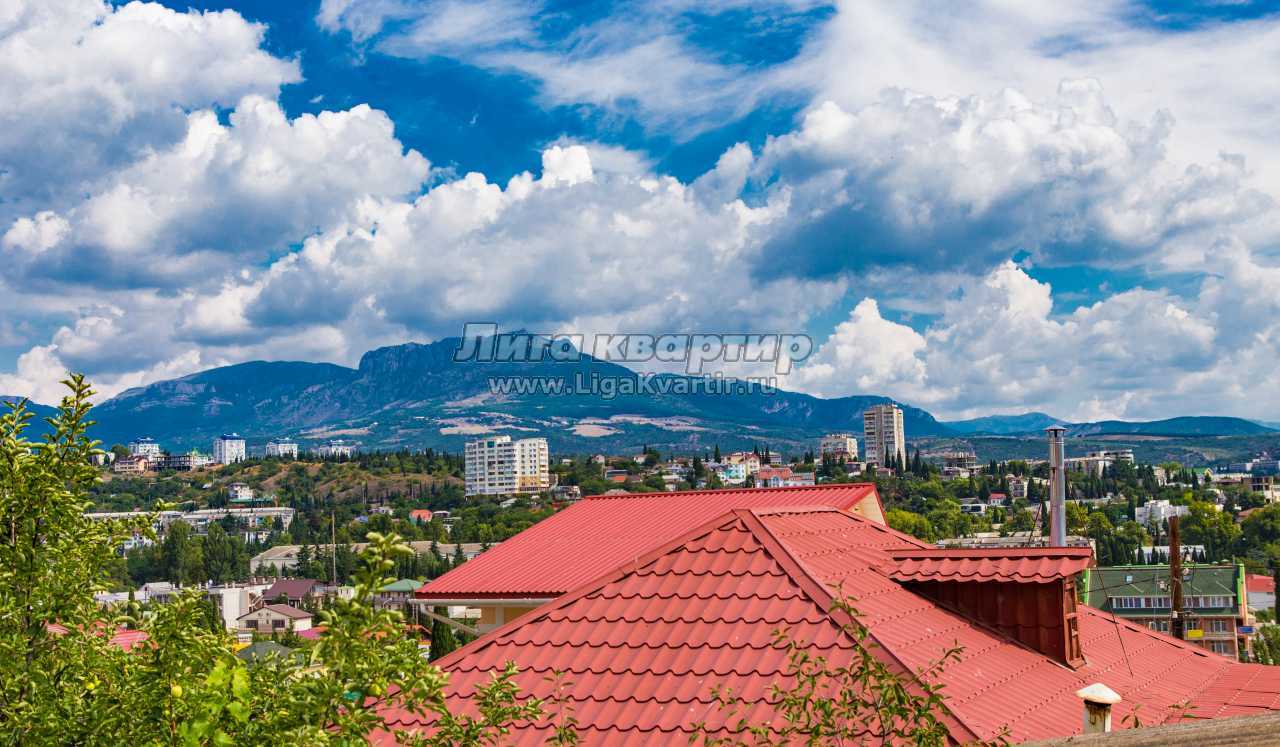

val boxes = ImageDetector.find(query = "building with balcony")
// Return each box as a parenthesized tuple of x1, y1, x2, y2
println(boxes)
(819, 433, 858, 461)
(212, 433, 246, 465)
(1083, 564, 1250, 659)
(464, 436, 549, 497)
(863, 404, 906, 467)
(128, 437, 162, 458)
(265, 439, 298, 458)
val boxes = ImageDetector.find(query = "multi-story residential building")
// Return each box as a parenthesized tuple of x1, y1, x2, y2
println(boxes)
(464, 436, 550, 497)
(514, 437, 550, 493)
(1250, 475, 1280, 503)
(1066, 449, 1135, 477)
(129, 437, 162, 458)
(1083, 564, 1251, 659)
(226, 482, 255, 502)
(724, 451, 762, 476)
(1008, 475, 1029, 500)
(1136, 499, 1192, 527)
(265, 439, 298, 458)
(313, 439, 356, 459)
(212, 433, 246, 465)
(863, 404, 906, 468)
(155, 450, 212, 471)
(819, 433, 859, 462)
(112, 455, 150, 474)
(87, 507, 293, 544)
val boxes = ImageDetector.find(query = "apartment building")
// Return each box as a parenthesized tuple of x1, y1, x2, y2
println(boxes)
(128, 437, 162, 458)
(863, 403, 906, 467)
(265, 439, 298, 458)
(464, 436, 550, 497)
(1083, 564, 1251, 659)
(212, 433, 246, 465)
(819, 433, 859, 461)
(1136, 499, 1191, 526)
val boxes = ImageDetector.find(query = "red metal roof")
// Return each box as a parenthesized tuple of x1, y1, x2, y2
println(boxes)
(416, 483, 883, 600)
(887, 546, 1094, 584)
(1247, 573, 1275, 593)
(378, 507, 1280, 744)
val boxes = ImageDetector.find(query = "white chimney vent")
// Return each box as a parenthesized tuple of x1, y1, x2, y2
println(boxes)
(1047, 425, 1067, 547)
(1076, 683, 1121, 734)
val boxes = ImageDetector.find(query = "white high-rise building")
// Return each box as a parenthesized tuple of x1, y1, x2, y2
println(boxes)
(819, 433, 859, 461)
(863, 404, 906, 467)
(212, 434, 246, 465)
(129, 437, 162, 458)
(465, 436, 550, 497)
(265, 439, 298, 458)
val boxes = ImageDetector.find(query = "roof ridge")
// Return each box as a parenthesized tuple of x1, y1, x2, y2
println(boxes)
(582, 482, 875, 501)
(429, 511, 760, 670)
(735, 509, 982, 744)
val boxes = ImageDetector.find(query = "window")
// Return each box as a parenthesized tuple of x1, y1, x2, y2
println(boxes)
(1210, 641, 1232, 655)
(1209, 619, 1230, 633)
(273, 619, 284, 629)
(1186, 618, 1201, 630)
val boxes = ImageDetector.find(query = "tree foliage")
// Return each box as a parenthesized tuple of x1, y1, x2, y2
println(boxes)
(0, 378, 551, 745)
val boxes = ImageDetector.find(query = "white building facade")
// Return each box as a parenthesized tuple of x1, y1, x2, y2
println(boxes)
(213, 434, 246, 465)
(819, 433, 859, 461)
(465, 436, 550, 497)
(129, 437, 162, 458)
(863, 404, 906, 467)
(265, 439, 298, 458)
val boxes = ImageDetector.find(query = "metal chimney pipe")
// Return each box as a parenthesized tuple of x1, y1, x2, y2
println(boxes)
(1047, 425, 1067, 547)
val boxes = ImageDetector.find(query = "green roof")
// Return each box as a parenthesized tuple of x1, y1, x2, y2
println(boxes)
(236, 641, 293, 662)
(1083, 564, 1240, 615)
(379, 579, 421, 593)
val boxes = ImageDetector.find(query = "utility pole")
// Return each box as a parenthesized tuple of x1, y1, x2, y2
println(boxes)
(1170, 516, 1184, 640)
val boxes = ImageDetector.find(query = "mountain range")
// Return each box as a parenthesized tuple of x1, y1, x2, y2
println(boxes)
(3, 339, 1274, 453)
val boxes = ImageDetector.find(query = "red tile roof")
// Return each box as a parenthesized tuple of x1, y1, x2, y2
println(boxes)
(379, 507, 1280, 744)
(415, 483, 883, 600)
(1247, 573, 1275, 593)
(47, 622, 150, 651)
(257, 603, 312, 620)
(263, 578, 320, 601)
(887, 547, 1094, 584)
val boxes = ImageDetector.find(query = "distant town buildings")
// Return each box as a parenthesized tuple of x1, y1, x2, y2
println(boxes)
(86, 507, 294, 545)
(1066, 449, 1135, 477)
(129, 437, 162, 458)
(863, 404, 906, 468)
(1135, 499, 1191, 527)
(941, 450, 978, 478)
(819, 433, 859, 462)
(112, 455, 150, 474)
(157, 450, 212, 471)
(226, 482, 255, 502)
(265, 438, 298, 458)
(755, 466, 815, 488)
(1008, 475, 1029, 500)
(464, 436, 550, 497)
(313, 439, 356, 459)
(724, 451, 762, 476)
(212, 433, 246, 465)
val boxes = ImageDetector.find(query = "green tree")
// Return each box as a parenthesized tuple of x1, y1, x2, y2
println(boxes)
(428, 607, 459, 661)
(0, 378, 552, 745)
(160, 513, 205, 585)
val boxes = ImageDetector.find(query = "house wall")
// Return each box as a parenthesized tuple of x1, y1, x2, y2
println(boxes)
(477, 604, 542, 632)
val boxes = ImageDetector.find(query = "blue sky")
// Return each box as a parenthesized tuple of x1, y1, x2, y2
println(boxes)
(2, 0, 1280, 421)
